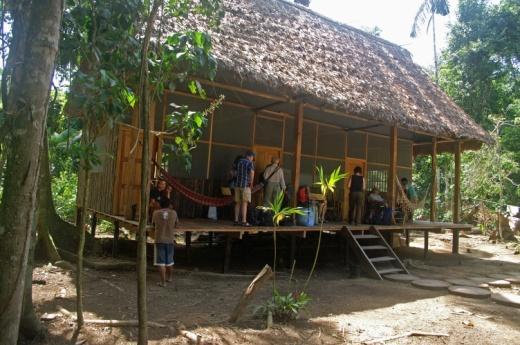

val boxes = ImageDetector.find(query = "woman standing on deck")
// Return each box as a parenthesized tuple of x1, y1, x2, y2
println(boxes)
(348, 166, 366, 225)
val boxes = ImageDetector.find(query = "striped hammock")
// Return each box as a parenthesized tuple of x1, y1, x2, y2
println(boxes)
(153, 161, 262, 207)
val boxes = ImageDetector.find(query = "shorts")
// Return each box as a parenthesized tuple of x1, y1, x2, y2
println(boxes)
(234, 187, 251, 203)
(154, 243, 174, 266)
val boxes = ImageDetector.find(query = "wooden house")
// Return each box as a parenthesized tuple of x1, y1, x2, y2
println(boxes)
(86, 0, 490, 225)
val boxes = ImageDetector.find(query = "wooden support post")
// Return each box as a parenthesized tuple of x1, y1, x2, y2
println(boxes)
(229, 264, 273, 323)
(113, 220, 120, 257)
(223, 234, 232, 273)
(292, 103, 304, 206)
(76, 207, 82, 227)
(185, 231, 192, 263)
(405, 229, 410, 247)
(453, 141, 461, 223)
(387, 126, 398, 210)
(90, 212, 97, 237)
(452, 229, 460, 254)
(423, 231, 429, 260)
(430, 137, 438, 222)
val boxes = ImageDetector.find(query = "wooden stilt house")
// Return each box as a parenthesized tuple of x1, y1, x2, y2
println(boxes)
(87, 0, 490, 226)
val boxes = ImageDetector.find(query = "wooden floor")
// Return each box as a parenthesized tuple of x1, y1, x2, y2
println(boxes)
(88, 208, 473, 267)
(176, 218, 472, 234)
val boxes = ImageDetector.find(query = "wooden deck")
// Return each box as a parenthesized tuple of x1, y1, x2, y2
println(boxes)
(87, 209, 472, 272)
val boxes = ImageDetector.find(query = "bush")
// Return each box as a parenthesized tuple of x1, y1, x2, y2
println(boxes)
(256, 290, 310, 323)
(52, 169, 78, 222)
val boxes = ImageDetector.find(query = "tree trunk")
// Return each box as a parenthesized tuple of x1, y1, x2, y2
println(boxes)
(0, 1, 63, 344)
(35, 135, 62, 262)
(75, 129, 91, 330)
(432, 14, 439, 84)
(19, 219, 44, 341)
(137, 2, 161, 344)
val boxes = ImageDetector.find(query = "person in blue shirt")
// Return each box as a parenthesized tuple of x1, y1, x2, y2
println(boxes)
(234, 151, 255, 226)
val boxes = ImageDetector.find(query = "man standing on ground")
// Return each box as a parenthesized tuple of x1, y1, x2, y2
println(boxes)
(263, 157, 286, 206)
(234, 151, 255, 226)
(152, 198, 179, 287)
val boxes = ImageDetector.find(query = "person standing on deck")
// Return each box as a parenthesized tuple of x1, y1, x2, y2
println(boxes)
(348, 166, 366, 225)
(401, 177, 418, 221)
(152, 197, 179, 287)
(263, 157, 286, 206)
(234, 151, 255, 226)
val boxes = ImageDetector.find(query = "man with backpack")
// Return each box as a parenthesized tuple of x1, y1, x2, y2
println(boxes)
(234, 151, 255, 226)
(262, 157, 286, 206)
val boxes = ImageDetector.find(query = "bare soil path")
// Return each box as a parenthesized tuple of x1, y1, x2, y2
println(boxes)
(25, 233, 520, 345)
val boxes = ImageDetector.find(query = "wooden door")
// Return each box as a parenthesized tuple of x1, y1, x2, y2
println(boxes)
(113, 125, 159, 218)
(342, 158, 367, 221)
(252, 145, 282, 204)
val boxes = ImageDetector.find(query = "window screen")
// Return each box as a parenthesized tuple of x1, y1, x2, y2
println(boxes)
(209, 145, 245, 180)
(282, 154, 294, 190)
(300, 156, 315, 186)
(302, 122, 317, 155)
(347, 132, 366, 159)
(212, 105, 253, 146)
(164, 141, 208, 179)
(317, 126, 345, 158)
(284, 118, 295, 152)
(367, 166, 388, 192)
(398, 140, 413, 167)
(255, 116, 283, 147)
(367, 135, 390, 164)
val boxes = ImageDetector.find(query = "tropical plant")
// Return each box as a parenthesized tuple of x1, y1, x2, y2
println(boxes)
(302, 166, 347, 292)
(410, 0, 450, 83)
(258, 191, 303, 292)
(255, 290, 311, 323)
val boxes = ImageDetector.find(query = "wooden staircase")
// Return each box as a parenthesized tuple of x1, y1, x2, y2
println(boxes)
(342, 226, 409, 280)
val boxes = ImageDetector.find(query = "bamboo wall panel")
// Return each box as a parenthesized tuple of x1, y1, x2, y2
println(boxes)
(87, 126, 118, 214)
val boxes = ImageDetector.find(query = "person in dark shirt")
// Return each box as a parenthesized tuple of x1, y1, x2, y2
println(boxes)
(348, 166, 366, 225)
(149, 179, 169, 220)
(234, 151, 255, 226)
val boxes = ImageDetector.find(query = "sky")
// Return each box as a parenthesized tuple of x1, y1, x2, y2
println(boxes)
(308, 0, 460, 68)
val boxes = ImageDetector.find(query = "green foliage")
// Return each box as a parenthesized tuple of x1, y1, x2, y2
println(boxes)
(52, 167, 78, 222)
(410, 0, 450, 38)
(438, 0, 520, 211)
(255, 290, 311, 323)
(60, 0, 223, 172)
(163, 95, 224, 171)
(315, 165, 347, 196)
(303, 166, 347, 293)
(259, 191, 304, 226)
(462, 119, 520, 212)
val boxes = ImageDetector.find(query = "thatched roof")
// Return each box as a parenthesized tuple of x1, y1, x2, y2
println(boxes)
(166, 0, 491, 143)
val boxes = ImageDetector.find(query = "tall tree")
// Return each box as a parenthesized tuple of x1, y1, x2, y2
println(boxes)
(410, 0, 450, 83)
(440, 0, 520, 206)
(0, 0, 63, 344)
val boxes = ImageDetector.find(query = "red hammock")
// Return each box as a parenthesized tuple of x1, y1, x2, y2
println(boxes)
(153, 162, 262, 207)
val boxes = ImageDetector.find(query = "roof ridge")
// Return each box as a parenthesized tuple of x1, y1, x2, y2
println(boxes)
(275, 0, 412, 58)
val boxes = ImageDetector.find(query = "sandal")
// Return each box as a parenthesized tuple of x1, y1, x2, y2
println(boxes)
(241, 222, 252, 227)
(233, 221, 240, 226)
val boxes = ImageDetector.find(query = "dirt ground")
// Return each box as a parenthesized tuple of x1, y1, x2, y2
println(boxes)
(26, 231, 520, 345)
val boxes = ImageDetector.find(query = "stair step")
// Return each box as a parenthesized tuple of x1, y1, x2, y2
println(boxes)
(370, 256, 396, 263)
(377, 268, 404, 275)
(361, 245, 387, 250)
(354, 234, 379, 239)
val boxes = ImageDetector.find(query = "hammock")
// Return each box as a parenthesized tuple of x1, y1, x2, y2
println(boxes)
(396, 176, 430, 223)
(153, 161, 263, 207)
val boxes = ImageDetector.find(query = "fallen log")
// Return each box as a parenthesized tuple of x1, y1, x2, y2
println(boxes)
(364, 331, 449, 344)
(229, 264, 273, 323)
